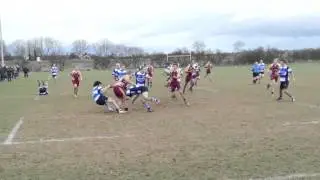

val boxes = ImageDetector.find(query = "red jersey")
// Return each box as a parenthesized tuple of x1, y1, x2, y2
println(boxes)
(269, 63, 280, 75)
(71, 70, 81, 81)
(170, 70, 180, 82)
(147, 66, 154, 74)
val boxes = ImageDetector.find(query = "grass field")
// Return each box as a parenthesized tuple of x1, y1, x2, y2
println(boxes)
(1, 63, 320, 180)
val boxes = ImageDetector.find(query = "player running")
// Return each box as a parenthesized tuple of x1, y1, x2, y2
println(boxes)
(204, 61, 213, 81)
(169, 63, 189, 106)
(266, 59, 280, 95)
(50, 64, 59, 82)
(277, 60, 295, 102)
(92, 81, 126, 114)
(192, 63, 200, 86)
(251, 62, 261, 84)
(183, 64, 194, 94)
(70, 68, 82, 98)
(146, 63, 154, 88)
(258, 59, 266, 79)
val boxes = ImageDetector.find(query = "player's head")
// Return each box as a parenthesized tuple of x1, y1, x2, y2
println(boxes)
(93, 81, 103, 87)
(260, 59, 263, 63)
(116, 63, 120, 68)
(273, 58, 279, 63)
(53, 64, 56, 67)
(121, 65, 126, 69)
(280, 59, 287, 66)
(173, 63, 178, 69)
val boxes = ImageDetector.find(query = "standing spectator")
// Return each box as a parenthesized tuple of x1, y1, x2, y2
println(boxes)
(23, 66, 29, 78)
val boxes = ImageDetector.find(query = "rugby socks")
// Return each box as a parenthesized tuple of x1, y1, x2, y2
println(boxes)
(143, 103, 152, 112)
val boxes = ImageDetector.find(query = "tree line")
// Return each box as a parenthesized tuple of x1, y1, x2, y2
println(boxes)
(1, 38, 320, 69)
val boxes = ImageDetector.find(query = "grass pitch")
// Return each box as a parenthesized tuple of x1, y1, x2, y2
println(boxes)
(1, 63, 320, 180)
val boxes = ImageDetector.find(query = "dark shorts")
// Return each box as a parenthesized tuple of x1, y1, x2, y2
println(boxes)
(253, 72, 260, 77)
(170, 81, 181, 92)
(280, 81, 289, 90)
(96, 95, 108, 106)
(52, 75, 57, 78)
(206, 69, 211, 74)
(39, 87, 48, 95)
(260, 71, 264, 75)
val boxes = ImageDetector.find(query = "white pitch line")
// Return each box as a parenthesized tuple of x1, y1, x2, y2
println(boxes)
(249, 173, 320, 180)
(3, 117, 24, 145)
(296, 102, 320, 109)
(283, 121, 319, 126)
(2, 134, 133, 146)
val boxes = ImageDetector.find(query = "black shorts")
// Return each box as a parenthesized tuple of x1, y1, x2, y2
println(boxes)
(253, 72, 260, 77)
(260, 71, 264, 75)
(280, 81, 289, 90)
(39, 87, 48, 95)
(52, 75, 57, 78)
(96, 95, 108, 106)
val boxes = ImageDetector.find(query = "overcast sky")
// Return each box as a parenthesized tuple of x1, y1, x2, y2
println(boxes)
(1, 0, 320, 52)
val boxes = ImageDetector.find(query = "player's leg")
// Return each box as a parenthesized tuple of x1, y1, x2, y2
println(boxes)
(182, 79, 190, 94)
(73, 82, 78, 97)
(176, 82, 189, 105)
(107, 97, 127, 113)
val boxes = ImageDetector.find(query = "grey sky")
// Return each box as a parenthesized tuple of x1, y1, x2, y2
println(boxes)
(1, 0, 320, 52)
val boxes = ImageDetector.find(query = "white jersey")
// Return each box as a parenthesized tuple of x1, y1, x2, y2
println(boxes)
(51, 66, 59, 76)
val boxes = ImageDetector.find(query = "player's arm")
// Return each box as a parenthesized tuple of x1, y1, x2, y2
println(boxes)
(289, 69, 295, 81)
(79, 71, 83, 81)
(124, 75, 136, 85)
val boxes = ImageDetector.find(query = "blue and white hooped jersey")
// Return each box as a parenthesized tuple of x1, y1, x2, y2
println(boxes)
(135, 71, 146, 87)
(92, 86, 103, 102)
(259, 63, 265, 72)
(112, 68, 121, 80)
(279, 66, 292, 82)
(117, 69, 127, 80)
(51, 66, 59, 75)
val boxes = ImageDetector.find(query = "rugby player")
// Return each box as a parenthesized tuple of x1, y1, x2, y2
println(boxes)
(251, 61, 261, 84)
(258, 59, 266, 79)
(92, 81, 126, 113)
(267, 59, 280, 95)
(277, 60, 295, 102)
(146, 63, 154, 88)
(70, 68, 82, 98)
(37, 80, 49, 96)
(50, 64, 59, 82)
(169, 63, 189, 106)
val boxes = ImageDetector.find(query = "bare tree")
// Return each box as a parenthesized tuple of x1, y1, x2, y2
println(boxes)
(72, 39, 89, 55)
(92, 39, 114, 56)
(9, 40, 27, 57)
(192, 41, 206, 53)
(233, 40, 245, 52)
(43, 37, 63, 56)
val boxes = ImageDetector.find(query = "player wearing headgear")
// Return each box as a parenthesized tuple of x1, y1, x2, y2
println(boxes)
(277, 60, 295, 102)
(169, 63, 189, 106)
(111, 71, 135, 111)
(267, 59, 280, 96)
(92, 81, 126, 113)
(37, 80, 49, 96)
(50, 64, 59, 82)
(146, 63, 154, 88)
(70, 67, 82, 98)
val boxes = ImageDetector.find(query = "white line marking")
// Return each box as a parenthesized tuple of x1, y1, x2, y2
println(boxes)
(1, 134, 133, 146)
(283, 121, 319, 126)
(296, 102, 320, 109)
(3, 117, 24, 145)
(250, 173, 320, 180)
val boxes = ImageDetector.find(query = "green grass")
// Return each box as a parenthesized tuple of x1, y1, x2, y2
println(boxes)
(0, 63, 320, 180)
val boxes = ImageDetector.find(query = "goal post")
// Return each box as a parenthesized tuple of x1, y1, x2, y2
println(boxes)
(166, 52, 192, 66)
